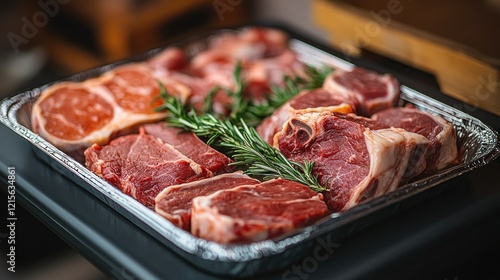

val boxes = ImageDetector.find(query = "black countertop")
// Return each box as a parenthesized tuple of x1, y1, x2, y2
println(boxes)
(1, 30, 500, 279)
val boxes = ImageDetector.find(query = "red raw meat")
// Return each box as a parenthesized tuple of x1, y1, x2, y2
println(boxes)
(323, 67, 399, 116)
(191, 178, 329, 243)
(257, 88, 355, 145)
(275, 112, 429, 212)
(31, 63, 168, 161)
(100, 63, 165, 114)
(152, 69, 232, 115)
(372, 106, 457, 172)
(84, 129, 212, 208)
(147, 47, 189, 72)
(191, 27, 289, 76)
(191, 27, 305, 105)
(244, 49, 306, 103)
(155, 172, 259, 230)
(141, 122, 234, 174)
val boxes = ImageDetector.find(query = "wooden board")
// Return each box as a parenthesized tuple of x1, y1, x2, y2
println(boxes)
(312, 0, 500, 116)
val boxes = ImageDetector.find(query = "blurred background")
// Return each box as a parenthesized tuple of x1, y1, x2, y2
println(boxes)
(0, 0, 499, 279)
(0, 0, 328, 100)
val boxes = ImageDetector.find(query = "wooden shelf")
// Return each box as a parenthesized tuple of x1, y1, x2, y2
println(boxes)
(313, 0, 500, 116)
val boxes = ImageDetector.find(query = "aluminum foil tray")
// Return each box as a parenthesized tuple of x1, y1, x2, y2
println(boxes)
(1, 27, 499, 277)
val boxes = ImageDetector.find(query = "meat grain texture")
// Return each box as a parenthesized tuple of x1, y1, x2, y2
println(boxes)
(155, 172, 259, 230)
(85, 128, 212, 208)
(191, 178, 329, 243)
(275, 112, 430, 211)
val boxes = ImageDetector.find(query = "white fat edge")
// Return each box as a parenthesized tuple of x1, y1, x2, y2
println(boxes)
(155, 171, 249, 203)
(394, 128, 430, 182)
(295, 103, 354, 116)
(322, 70, 357, 102)
(191, 194, 241, 243)
(138, 135, 208, 176)
(345, 128, 406, 209)
(431, 114, 459, 170)
(367, 128, 408, 194)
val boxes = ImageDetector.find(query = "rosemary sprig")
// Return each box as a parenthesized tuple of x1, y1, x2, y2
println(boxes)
(240, 76, 301, 127)
(158, 85, 326, 193)
(302, 64, 335, 90)
(202, 86, 219, 115)
(207, 63, 335, 127)
(203, 61, 250, 119)
(226, 61, 248, 121)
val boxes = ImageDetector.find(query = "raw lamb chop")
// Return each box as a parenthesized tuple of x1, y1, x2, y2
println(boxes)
(155, 172, 259, 230)
(147, 47, 188, 72)
(372, 106, 457, 172)
(84, 129, 212, 208)
(141, 122, 234, 174)
(191, 178, 329, 243)
(333, 113, 430, 183)
(323, 67, 399, 116)
(243, 49, 306, 103)
(191, 27, 289, 76)
(31, 63, 176, 161)
(99, 63, 166, 114)
(257, 88, 355, 144)
(152, 69, 232, 115)
(31, 82, 116, 161)
(191, 27, 305, 104)
(275, 112, 429, 212)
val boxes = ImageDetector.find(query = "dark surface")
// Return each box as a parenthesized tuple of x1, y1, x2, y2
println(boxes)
(1, 27, 500, 279)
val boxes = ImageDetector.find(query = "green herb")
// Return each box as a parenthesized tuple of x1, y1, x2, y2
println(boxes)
(225, 61, 248, 120)
(202, 86, 219, 115)
(202, 61, 250, 120)
(302, 64, 335, 90)
(205, 63, 335, 127)
(158, 85, 326, 193)
(240, 75, 302, 126)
